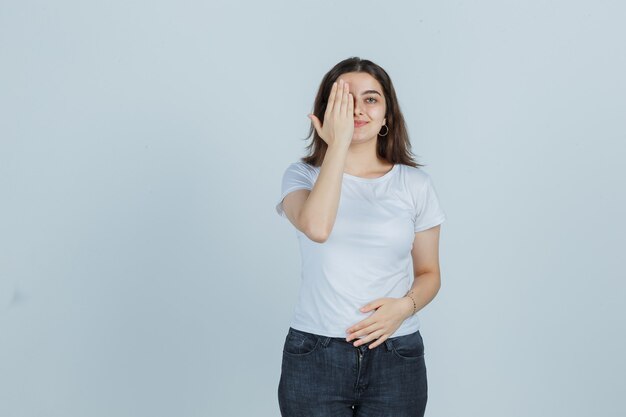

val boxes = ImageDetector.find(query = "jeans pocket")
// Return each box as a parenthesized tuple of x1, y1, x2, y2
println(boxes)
(282, 327, 321, 357)
(390, 330, 424, 360)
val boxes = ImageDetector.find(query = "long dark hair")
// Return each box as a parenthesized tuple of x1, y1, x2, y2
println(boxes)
(301, 57, 423, 168)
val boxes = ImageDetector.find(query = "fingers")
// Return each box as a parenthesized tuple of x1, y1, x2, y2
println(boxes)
(347, 322, 378, 342)
(347, 92, 354, 117)
(353, 327, 386, 348)
(347, 318, 374, 337)
(325, 81, 338, 116)
(333, 79, 344, 115)
(367, 331, 388, 350)
(318, 78, 353, 145)
(308, 114, 322, 136)
(340, 80, 350, 115)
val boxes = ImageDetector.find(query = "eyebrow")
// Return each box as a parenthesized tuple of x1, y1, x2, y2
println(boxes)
(360, 89, 382, 96)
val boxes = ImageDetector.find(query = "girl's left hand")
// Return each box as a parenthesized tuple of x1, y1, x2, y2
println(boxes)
(346, 297, 413, 349)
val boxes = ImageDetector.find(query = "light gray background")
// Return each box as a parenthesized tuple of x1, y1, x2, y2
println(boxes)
(1, 0, 624, 416)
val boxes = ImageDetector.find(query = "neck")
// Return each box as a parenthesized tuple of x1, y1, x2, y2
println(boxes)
(343, 137, 388, 173)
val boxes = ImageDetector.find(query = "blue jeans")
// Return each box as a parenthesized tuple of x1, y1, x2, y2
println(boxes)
(278, 327, 428, 417)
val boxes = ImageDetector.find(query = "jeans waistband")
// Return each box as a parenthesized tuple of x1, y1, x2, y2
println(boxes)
(318, 335, 394, 352)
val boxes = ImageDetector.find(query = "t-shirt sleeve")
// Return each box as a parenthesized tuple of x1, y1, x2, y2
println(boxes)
(413, 174, 447, 232)
(275, 162, 316, 218)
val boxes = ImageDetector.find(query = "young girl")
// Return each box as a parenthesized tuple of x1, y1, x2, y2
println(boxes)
(275, 57, 447, 417)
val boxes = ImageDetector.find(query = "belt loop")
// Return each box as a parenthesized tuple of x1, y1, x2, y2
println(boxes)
(320, 336, 331, 348)
(384, 338, 393, 351)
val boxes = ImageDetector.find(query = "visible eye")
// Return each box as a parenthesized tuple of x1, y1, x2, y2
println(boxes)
(365, 97, 378, 104)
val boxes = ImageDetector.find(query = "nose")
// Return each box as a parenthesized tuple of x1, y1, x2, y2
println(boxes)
(353, 97, 363, 116)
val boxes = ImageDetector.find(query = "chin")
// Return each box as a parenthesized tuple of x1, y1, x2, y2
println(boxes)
(352, 133, 376, 142)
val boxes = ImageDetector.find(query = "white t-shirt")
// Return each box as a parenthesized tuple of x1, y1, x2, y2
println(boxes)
(275, 161, 447, 338)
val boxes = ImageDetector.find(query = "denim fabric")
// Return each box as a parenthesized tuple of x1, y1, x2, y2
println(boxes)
(278, 327, 427, 417)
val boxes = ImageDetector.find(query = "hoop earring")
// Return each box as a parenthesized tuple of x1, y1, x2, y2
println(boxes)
(378, 124, 389, 137)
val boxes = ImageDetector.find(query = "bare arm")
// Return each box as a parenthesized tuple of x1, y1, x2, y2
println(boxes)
(344, 224, 443, 348)
(282, 79, 355, 243)
(282, 145, 349, 242)
(401, 224, 443, 317)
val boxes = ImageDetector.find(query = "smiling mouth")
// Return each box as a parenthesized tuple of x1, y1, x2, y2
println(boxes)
(354, 121, 368, 127)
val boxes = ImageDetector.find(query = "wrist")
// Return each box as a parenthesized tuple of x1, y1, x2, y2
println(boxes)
(400, 295, 416, 318)
(327, 141, 351, 153)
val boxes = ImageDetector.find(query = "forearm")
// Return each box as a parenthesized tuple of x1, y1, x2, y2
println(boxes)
(400, 271, 441, 319)
(300, 144, 350, 240)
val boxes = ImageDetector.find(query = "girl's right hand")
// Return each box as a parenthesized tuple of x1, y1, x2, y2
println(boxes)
(308, 78, 354, 148)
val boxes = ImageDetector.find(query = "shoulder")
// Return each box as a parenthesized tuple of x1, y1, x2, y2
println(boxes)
(286, 160, 318, 172)
(397, 164, 433, 191)
(280, 161, 320, 189)
(282, 160, 319, 178)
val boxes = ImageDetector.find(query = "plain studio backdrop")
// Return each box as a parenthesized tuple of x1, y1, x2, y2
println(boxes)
(1, 0, 624, 416)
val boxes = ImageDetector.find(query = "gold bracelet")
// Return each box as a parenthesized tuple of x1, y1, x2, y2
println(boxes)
(406, 292, 417, 315)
